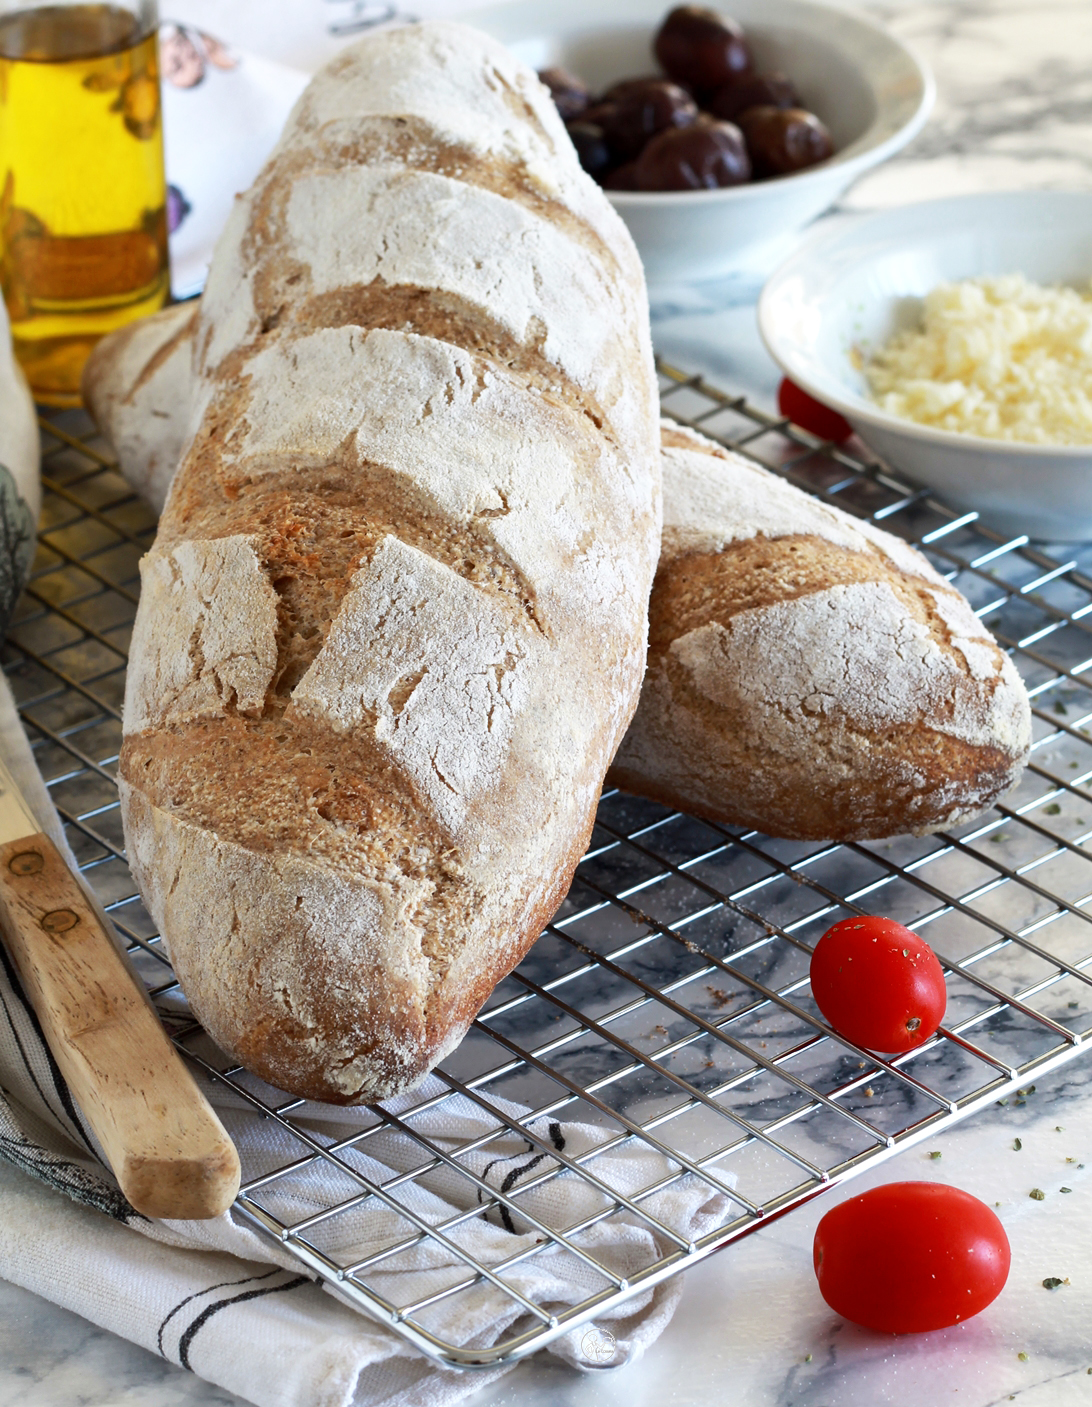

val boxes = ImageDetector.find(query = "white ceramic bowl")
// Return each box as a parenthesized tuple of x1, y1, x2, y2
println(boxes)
(462, 0, 933, 283)
(758, 191, 1092, 542)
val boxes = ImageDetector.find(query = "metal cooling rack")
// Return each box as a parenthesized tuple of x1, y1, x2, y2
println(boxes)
(11, 360, 1092, 1371)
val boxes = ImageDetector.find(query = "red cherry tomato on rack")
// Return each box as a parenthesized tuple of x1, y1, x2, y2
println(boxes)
(810, 916, 946, 1053)
(777, 376, 853, 443)
(814, 1182, 1010, 1333)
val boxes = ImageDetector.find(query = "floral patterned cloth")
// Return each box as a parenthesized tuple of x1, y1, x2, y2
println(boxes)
(0, 302, 40, 635)
(161, 26, 308, 298)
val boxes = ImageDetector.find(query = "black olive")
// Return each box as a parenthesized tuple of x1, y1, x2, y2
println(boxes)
(566, 120, 613, 180)
(654, 6, 753, 95)
(707, 71, 799, 122)
(635, 116, 751, 190)
(587, 80, 698, 162)
(738, 106, 834, 177)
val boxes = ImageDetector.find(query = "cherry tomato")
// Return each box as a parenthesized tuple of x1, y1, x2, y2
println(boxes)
(810, 915, 946, 1053)
(814, 1182, 1010, 1333)
(777, 376, 852, 443)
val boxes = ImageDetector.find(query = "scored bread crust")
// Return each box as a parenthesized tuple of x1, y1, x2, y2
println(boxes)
(608, 424, 1031, 840)
(116, 23, 661, 1104)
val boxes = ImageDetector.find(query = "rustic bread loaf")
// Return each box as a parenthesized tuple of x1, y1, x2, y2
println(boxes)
(609, 423, 1031, 840)
(116, 22, 661, 1104)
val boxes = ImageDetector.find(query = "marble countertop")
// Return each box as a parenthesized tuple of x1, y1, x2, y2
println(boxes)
(8, 1073, 1092, 1407)
(7, 2, 1092, 1405)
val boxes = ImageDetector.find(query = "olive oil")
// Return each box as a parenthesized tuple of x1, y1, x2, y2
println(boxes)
(0, 4, 168, 405)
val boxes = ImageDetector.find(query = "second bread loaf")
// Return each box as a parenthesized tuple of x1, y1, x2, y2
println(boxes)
(610, 423, 1030, 840)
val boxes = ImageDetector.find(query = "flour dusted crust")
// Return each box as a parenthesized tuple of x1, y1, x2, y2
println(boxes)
(126, 535, 279, 731)
(116, 23, 660, 1103)
(609, 423, 1031, 840)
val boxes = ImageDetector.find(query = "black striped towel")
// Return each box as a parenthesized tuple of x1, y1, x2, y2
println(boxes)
(0, 670, 732, 1407)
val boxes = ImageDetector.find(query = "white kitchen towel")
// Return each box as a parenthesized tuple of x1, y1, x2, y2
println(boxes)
(160, 25, 309, 298)
(0, 662, 734, 1404)
(168, 0, 461, 74)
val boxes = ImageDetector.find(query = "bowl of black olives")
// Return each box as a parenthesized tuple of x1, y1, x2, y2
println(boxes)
(465, 0, 933, 282)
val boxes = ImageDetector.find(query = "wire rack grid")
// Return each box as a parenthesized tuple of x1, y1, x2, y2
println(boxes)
(10, 360, 1092, 1371)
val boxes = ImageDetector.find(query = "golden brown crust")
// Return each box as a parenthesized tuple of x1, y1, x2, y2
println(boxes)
(610, 431, 1031, 842)
(236, 834, 587, 1108)
(650, 532, 929, 644)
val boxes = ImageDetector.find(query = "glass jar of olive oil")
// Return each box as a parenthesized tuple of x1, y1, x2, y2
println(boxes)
(0, 2, 168, 406)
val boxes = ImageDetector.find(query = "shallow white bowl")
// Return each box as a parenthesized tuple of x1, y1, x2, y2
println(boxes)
(758, 191, 1092, 542)
(463, 0, 933, 283)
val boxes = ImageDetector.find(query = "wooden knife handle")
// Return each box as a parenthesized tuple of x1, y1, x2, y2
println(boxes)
(0, 833, 240, 1219)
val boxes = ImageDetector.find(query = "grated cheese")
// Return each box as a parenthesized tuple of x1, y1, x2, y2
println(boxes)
(864, 272, 1092, 444)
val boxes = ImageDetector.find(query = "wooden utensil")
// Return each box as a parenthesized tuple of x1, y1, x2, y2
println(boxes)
(0, 751, 240, 1219)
